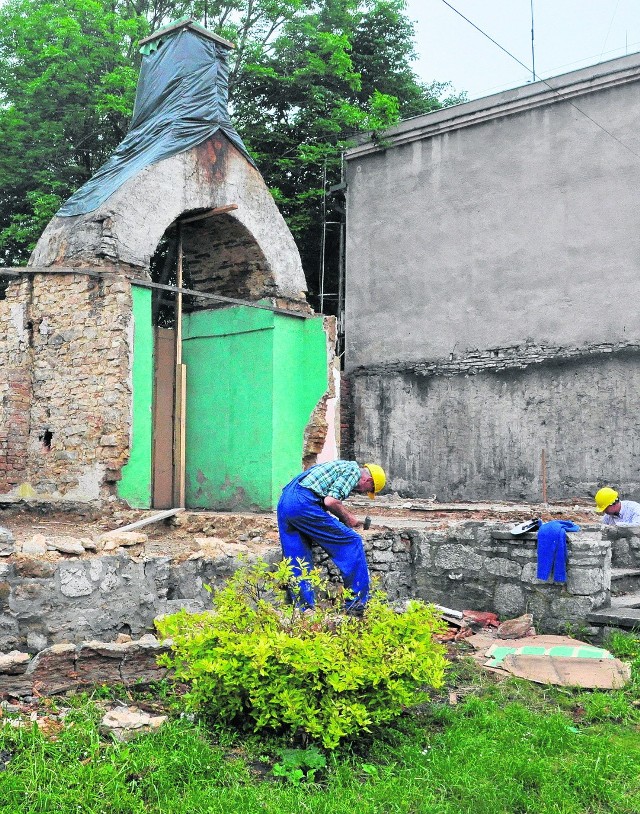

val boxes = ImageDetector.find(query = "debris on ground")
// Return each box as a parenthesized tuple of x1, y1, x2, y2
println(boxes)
(465, 632, 631, 688)
(434, 606, 500, 642)
(496, 613, 535, 639)
(101, 705, 168, 742)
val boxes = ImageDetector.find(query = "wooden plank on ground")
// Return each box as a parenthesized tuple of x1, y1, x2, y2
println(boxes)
(113, 508, 184, 533)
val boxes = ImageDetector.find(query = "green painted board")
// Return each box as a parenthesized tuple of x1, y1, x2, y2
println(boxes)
(486, 644, 612, 668)
(118, 286, 153, 507)
(182, 307, 274, 510)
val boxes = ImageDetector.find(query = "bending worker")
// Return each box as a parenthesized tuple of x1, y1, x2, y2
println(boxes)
(594, 486, 640, 526)
(277, 460, 386, 614)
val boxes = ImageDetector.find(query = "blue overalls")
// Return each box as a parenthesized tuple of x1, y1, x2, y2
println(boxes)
(276, 470, 370, 610)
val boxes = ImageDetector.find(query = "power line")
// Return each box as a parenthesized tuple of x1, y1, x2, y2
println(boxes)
(600, 0, 621, 61)
(439, 0, 640, 162)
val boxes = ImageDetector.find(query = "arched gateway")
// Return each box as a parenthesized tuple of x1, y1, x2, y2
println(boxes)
(0, 19, 333, 510)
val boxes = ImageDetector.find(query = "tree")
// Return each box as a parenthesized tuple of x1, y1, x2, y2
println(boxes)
(0, 0, 147, 264)
(0, 0, 465, 309)
(228, 0, 466, 310)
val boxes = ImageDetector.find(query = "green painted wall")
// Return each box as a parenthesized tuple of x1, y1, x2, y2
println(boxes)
(118, 286, 154, 507)
(272, 314, 327, 498)
(182, 306, 327, 510)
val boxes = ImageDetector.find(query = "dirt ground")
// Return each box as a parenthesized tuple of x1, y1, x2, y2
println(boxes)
(0, 495, 600, 563)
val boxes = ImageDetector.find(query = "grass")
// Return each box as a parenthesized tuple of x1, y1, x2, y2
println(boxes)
(2, 632, 640, 814)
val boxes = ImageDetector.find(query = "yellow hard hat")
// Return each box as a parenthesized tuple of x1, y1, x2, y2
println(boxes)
(364, 463, 386, 499)
(594, 486, 619, 512)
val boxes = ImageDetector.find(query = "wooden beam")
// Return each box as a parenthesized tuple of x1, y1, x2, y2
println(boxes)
(133, 279, 309, 319)
(179, 204, 238, 224)
(109, 507, 185, 533)
(1, 267, 309, 319)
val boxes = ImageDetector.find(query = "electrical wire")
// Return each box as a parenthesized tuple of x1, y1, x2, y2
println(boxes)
(600, 0, 621, 61)
(439, 0, 640, 162)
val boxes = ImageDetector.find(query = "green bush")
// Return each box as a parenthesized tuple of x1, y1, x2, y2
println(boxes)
(156, 559, 448, 748)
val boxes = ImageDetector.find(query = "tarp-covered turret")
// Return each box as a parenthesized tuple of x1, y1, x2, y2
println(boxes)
(58, 18, 254, 217)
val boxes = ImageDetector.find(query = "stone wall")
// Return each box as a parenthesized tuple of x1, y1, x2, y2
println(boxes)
(0, 521, 609, 653)
(182, 213, 278, 302)
(0, 272, 134, 503)
(602, 524, 640, 568)
(406, 525, 608, 630)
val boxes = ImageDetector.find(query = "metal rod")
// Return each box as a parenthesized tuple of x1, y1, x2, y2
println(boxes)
(1, 267, 309, 319)
(530, 0, 536, 82)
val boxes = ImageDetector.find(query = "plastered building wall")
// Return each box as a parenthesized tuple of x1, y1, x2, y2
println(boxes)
(344, 54, 640, 501)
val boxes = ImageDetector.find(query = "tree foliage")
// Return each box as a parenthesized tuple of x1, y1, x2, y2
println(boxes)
(0, 0, 466, 303)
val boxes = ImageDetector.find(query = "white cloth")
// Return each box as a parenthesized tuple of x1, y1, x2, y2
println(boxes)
(602, 500, 640, 526)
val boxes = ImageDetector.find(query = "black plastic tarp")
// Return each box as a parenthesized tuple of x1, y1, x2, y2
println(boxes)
(57, 26, 254, 218)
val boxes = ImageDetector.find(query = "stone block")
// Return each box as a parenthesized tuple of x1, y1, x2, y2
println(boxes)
(0, 527, 14, 545)
(484, 558, 522, 578)
(0, 672, 33, 697)
(100, 531, 148, 550)
(10, 581, 49, 616)
(26, 631, 48, 652)
(493, 583, 525, 617)
(566, 567, 606, 596)
(22, 534, 48, 555)
(0, 650, 30, 674)
(550, 594, 598, 622)
(48, 537, 86, 555)
(521, 562, 539, 583)
(524, 590, 551, 623)
(434, 544, 483, 571)
(371, 550, 396, 564)
(14, 559, 55, 578)
(59, 565, 94, 598)
(26, 643, 78, 695)
(120, 637, 171, 685)
(76, 642, 126, 686)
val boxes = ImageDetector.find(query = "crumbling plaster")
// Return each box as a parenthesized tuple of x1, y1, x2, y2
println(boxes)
(30, 136, 307, 300)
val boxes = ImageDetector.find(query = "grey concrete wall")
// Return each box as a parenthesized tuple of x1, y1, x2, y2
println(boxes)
(351, 354, 640, 502)
(344, 55, 640, 500)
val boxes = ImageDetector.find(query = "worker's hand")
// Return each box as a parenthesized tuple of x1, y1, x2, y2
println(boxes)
(324, 496, 362, 530)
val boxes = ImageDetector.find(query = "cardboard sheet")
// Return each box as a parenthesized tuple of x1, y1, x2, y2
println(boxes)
(501, 655, 631, 688)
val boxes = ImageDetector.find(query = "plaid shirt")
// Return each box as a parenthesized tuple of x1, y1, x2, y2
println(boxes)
(299, 460, 361, 501)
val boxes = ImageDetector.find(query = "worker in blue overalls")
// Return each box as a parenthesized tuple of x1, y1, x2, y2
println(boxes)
(277, 460, 386, 615)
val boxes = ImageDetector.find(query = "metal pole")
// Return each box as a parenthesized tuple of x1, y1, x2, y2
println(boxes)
(530, 0, 536, 82)
(319, 157, 327, 313)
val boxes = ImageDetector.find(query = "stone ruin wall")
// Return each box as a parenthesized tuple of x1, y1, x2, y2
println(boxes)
(0, 520, 609, 658)
(0, 272, 134, 503)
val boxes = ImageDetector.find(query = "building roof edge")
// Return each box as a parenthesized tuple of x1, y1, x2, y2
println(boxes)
(346, 52, 640, 160)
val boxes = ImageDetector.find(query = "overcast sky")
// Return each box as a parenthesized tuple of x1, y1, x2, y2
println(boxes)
(405, 0, 640, 100)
